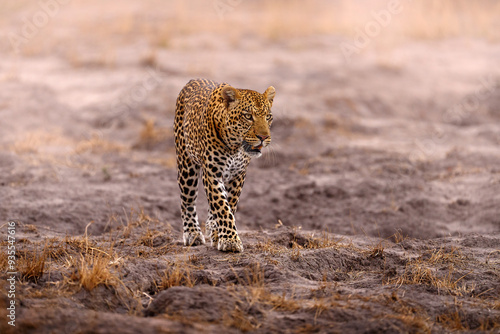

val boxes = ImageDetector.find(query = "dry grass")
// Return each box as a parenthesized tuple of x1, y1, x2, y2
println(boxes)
(0, 246, 8, 272)
(3, 224, 498, 332)
(223, 306, 261, 332)
(290, 242, 302, 262)
(478, 317, 500, 331)
(423, 247, 467, 266)
(23, 224, 38, 233)
(365, 241, 385, 259)
(16, 238, 70, 283)
(132, 119, 171, 150)
(67, 251, 122, 291)
(59, 223, 124, 291)
(10, 233, 122, 291)
(267, 291, 301, 312)
(380, 292, 432, 333)
(401, 0, 500, 41)
(254, 239, 287, 256)
(8, 132, 69, 155)
(64, 232, 111, 257)
(158, 261, 197, 290)
(119, 207, 163, 238)
(436, 309, 469, 331)
(391, 230, 408, 244)
(309, 297, 333, 321)
(228, 263, 301, 322)
(74, 134, 124, 154)
(303, 231, 343, 249)
(388, 255, 474, 296)
(18, 248, 48, 283)
(3, 0, 499, 64)
(188, 254, 202, 265)
(137, 227, 164, 247)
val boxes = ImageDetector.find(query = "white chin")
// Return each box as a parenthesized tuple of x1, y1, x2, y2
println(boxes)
(247, 151, 262, 158)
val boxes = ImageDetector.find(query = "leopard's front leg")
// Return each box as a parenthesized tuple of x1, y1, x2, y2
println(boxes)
(202, 168, 243, 252)
(206, 170, 246, 248)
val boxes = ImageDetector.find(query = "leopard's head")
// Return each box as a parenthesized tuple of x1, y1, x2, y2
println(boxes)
(221, 85, 275, 158)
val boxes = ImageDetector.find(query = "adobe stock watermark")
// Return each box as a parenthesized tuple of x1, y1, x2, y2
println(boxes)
(340, 0, 407, 62)
(213, 0, 244, 20)
(410, 74, 499, 162)
(7, 0, 71, 54)
(6, 221, 17, 327)
(99, 67, 164, 128)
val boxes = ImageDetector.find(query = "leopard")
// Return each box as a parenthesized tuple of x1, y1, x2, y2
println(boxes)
(174, 79, 275, 252)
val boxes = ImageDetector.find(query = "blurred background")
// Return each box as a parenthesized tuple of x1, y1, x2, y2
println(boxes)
(1, 0, 500, 239)
(1, 0, 499, 130)
(2, 0, 500, 56)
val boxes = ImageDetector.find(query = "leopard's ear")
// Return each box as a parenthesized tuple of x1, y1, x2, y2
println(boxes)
(264, 86, 275, 105)
(222, 86, 240, 108)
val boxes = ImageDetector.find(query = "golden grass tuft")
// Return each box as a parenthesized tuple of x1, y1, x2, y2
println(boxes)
(69, 253, 121, 291)
(380, 293, 432, 333)
(386, 312, 432, 333)
(254, 239, 287, 256)
(228, 263, 300, 323)
(303, 232, 343, 249)
(9, 132, 59, 155)
(133, 119, 171, 150)
(23, 224, 38, 233)
(223, 306, 261, 332)
(18, 248, 48, 283)
(478, 317, 500, 331)
(391, 230, 408, 244)
(119, 207, 163, 238)
(63, 222, 122, 291)
(137, 227, 163, 247)
(365, 240, 386, 259)
(424, 247, 467, 266)
(436, 309, 468, 331)
(387, 255, 474, 296)
(266, 291, 300, 312)
(0, 248, 7, 272)
(289, 242, 302, 262)
(188, 254, 202, 265)
(74, 134, 124, 154)
(159, 261, 197, 290)
(139, 119, 160, 145)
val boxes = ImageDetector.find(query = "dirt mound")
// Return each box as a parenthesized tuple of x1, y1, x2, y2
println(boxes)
(2, 222, 498, 333)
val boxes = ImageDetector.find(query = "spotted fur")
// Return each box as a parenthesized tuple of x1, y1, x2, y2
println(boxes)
(174, 79, 275, 252)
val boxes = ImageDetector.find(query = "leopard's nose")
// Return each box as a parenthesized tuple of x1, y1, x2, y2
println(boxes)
(256, 135, 269, 141)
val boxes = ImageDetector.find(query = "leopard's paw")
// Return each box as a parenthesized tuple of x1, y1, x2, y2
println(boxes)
(217, 236, 243, 252)
(183, 231, 206, 247)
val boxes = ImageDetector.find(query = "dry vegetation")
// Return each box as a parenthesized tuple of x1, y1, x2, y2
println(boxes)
(1, 216, 498, 333)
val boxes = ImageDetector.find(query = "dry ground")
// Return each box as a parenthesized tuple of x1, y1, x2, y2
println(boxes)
(1, 1, 500, 333)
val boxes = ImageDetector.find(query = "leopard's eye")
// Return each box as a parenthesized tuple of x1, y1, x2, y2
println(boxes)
(243, 113, 253, 121)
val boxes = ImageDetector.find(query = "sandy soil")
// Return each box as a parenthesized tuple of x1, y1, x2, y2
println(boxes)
(1, 1, 500, 333)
